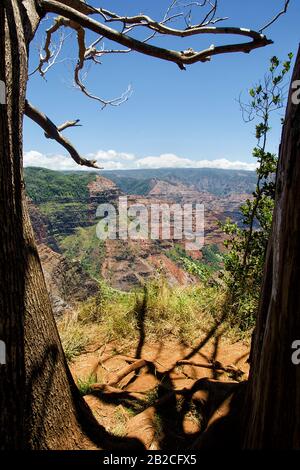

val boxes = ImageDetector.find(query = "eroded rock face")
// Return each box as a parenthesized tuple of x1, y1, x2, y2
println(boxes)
(101, 238, 197, 291)
(147, 179, 250, 218)
(88, 175, 123, 222)
(148, 179, 216, 205)
(27, 198, 60, 251)
(37, 244, 98, 315)
(28, 175, 123, 243)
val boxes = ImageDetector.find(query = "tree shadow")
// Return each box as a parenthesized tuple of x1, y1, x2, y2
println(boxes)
(134, 286, 147, 359)
(84, 293, 248, 450)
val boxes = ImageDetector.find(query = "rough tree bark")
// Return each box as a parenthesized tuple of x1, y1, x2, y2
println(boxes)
(244, 45, 300, 449)
(0, 0, 107, 450)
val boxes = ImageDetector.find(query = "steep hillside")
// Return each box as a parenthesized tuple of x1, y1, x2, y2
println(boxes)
(26, 169, 122, 240)
(38, 244, 99, 315)
(24, 167, 96, 203)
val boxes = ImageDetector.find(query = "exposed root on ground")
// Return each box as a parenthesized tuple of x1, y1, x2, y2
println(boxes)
(70, 339, 249, 449)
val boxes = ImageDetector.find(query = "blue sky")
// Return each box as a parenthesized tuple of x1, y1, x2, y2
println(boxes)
(24, 1, 300, 171)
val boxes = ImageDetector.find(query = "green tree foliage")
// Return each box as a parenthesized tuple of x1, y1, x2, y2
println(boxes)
(221, 54, 293, 330)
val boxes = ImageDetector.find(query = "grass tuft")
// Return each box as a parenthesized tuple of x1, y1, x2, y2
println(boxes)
(57, 314, 90, 361)
(77, 373, 98, 396)
(58, 276, 251, 362)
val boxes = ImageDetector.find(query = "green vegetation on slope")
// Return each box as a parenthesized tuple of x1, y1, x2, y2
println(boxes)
(39, 201, 90, 240)
(25, 167, 96, 204)
(60, 225, 105, 279)
(103, 175, 153, 195)
(167, 244, 223, 283)
(25, 167, 97, 241)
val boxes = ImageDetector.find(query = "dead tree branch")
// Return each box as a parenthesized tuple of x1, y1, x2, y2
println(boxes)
(37, 17, 66, 76)
(41, 0, 272, 71)
(29, 0, 277, 170)
(35, 14, 133, 108)
(260, 0, 291, 33)
(57, 118, 81, 131)
(24, 100, 100, 168)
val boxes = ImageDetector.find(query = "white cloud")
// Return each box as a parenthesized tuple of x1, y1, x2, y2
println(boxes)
(99, 160, 125, 170)
(135, 153, 257, 171)
(24, 149, 257, 172)
(88, 149, 136, 161)
(24, 150, 79, 171)
(24, 150, 125, 171)
(195, 158, 258, 171)
(136, 153, 192, 169)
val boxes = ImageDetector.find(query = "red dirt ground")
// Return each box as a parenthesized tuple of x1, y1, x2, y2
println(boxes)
(70, 337, 249, 450)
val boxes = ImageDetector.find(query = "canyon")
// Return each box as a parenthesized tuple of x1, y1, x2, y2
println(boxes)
(25, 167, 255, 308)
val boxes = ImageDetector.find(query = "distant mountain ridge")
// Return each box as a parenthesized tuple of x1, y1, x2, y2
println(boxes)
(104, 167, 256, 196)
(25, 166, 256, 199)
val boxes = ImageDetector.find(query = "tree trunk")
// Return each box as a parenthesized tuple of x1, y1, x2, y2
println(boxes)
(244, 45, 300, 448)
(0, 0, 105, 450)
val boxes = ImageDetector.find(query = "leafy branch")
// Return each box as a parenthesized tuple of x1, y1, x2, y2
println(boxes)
(221, 53, 293, 329)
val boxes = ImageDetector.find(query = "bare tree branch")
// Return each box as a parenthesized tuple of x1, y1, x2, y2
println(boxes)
(31, 16, 74, 76)
(71, 19, 133, 108)
(34, 15, 133, 108)
(51, 0, 96, 16)
(90, 6, 262, 41)
(57, 119, 81, 131)
(259, 0, 290, 33)
(29, 28, 70, 77)
(24, 100, 100, 168)
(35, 0, 271, 113)
(29, 0, 274, 172)
(198, 0, 218, 26)
(40, 0, 272, 71)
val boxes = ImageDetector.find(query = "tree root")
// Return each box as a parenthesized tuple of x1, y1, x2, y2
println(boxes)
(91, 359, 150, 389)
(177, 360, 245, 380)
(90, 383, 145, 400)
(108, 359, 148, 386)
